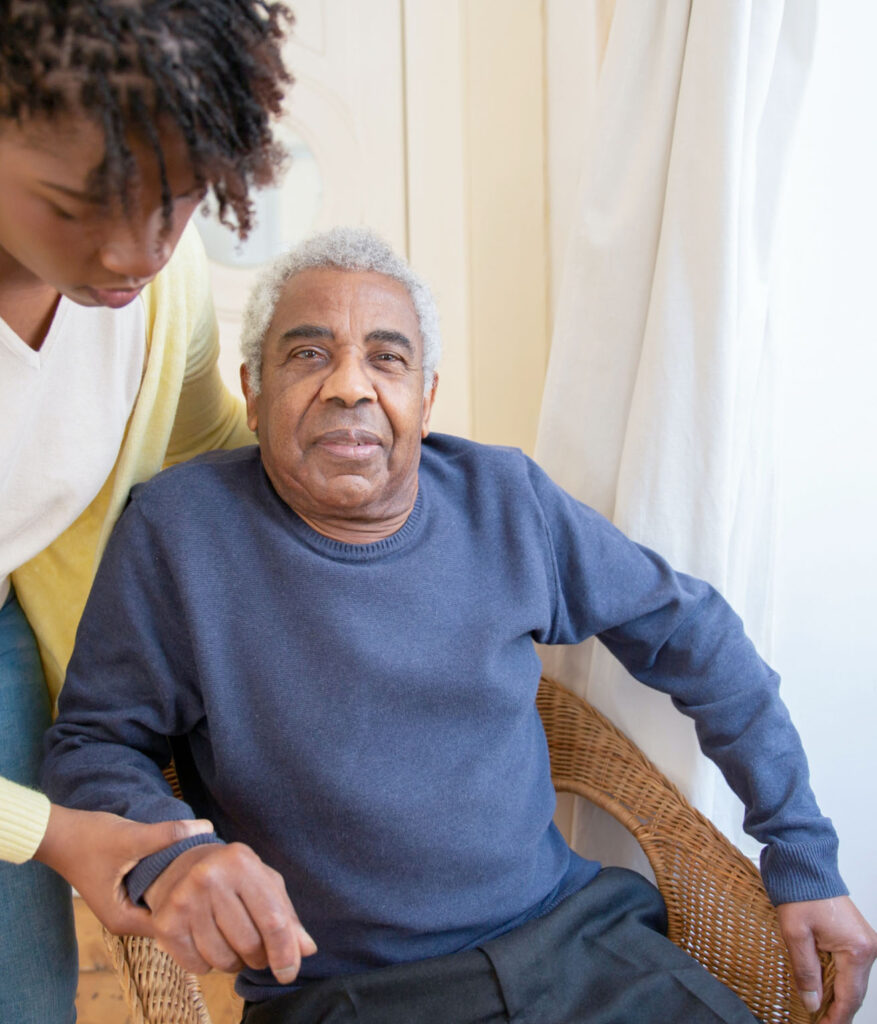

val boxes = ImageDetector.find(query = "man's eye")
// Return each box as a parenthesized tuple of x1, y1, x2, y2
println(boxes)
(293, 348, 322, 360)
(375, 352, 403, 363)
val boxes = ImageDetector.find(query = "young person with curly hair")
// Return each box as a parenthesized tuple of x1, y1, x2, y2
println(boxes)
(0, 2, 294, 1018)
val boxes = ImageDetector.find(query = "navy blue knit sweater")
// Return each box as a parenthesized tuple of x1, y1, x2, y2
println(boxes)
(43, 435, 844, 999)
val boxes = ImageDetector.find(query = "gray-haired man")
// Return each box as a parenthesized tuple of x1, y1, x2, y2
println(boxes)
(43, 228, 875, 1024)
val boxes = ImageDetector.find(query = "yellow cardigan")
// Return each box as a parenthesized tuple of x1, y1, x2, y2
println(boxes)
(1, 224, 253, 862)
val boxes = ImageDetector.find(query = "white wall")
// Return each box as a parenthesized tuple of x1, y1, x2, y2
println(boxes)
(773, 4, 877, 1020)
(403, 0, 549, 450)
(207, 0, 409, 394)
(206, 0, 551, 453)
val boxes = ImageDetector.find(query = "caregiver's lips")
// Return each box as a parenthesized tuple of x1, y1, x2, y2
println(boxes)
(82, 284, 146, 308)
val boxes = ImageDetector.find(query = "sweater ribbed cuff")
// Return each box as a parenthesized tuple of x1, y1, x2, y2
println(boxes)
(760, 836, 848, 905)
(0, 781, 51, 864)
(126, 832, 225, 906)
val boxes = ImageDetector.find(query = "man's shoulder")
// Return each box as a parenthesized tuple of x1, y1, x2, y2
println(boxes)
(421, 432, 528, 473)
(421, 432, 556, 497)
(129, 446, 261, 513)
(421, 433, 608, 538)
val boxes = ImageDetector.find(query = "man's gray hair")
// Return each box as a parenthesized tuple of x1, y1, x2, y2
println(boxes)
(240, 226, 441, 395)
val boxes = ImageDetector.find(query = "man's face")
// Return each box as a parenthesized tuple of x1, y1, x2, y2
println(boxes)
(0, 113, 203, 309)
(242, 268, 438, 533)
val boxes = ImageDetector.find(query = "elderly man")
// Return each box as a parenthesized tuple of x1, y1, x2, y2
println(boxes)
(43, 228, 875, 1024)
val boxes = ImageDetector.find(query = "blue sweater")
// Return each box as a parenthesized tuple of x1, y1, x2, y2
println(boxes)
(43, 435, 844, 999)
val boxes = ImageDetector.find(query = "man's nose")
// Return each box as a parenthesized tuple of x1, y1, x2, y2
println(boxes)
(98, 213, 172, 282)
(319, 350, 378, 407)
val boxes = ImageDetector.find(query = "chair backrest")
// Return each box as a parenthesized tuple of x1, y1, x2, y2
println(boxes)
(102, 675, 834, 1023)
(536, 676, 834, 1024)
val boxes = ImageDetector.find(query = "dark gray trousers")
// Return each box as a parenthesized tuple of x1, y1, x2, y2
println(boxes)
(241, 868, 759, 1024)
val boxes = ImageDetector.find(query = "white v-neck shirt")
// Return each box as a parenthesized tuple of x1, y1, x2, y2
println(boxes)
(0, 296, 146, 605)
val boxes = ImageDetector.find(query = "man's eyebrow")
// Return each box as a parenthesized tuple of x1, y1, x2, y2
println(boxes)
(279, 324, 335, 342)
(276, 326, 413, 351)
(365, 329, 413, 351)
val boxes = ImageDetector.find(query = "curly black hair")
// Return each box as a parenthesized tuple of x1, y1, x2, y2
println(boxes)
(0, 0, 293, 236)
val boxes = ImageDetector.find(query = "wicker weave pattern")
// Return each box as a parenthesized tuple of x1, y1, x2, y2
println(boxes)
(103, 932, 212, 1024)
(101, 675, 835, 1023)
(536, 676, 834, 1023)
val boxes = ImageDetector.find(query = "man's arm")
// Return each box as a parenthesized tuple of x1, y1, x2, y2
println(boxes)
(524, 455, 876, 1020)
(531, 458, 841, 893)
(42, 497, 314, 980)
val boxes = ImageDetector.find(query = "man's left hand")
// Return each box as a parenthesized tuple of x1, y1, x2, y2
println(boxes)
(777, 896, 877, 1023)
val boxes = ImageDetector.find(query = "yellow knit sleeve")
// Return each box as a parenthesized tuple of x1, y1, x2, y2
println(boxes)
(0, 778, 51, 864)
(164, 229, 254, 465)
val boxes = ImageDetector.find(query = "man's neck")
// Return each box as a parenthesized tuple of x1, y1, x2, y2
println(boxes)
(294, 501, 416, 544)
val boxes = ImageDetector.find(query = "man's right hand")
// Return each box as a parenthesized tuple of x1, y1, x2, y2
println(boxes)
(144, 841, 316, 984)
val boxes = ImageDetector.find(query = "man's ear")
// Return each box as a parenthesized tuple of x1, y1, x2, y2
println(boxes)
(421, 372, 439, 438)
(240, 364, 259, 433)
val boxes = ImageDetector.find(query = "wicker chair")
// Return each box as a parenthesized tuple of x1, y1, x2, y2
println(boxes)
(102, 675, 834, 1024)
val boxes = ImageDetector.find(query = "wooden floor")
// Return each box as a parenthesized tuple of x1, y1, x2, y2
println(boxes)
(75, 896, 244, 1024)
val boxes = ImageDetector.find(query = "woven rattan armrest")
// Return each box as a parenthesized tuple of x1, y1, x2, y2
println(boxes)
(101, 756, 215, 1024)
(102, 933, 212, 1024)
(536, 675, 835, 1023)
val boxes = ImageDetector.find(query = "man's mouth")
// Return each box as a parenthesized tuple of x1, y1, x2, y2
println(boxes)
(315, 429, 383, 461)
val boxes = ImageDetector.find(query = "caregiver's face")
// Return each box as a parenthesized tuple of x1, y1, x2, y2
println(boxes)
(0, 112, 203, 310)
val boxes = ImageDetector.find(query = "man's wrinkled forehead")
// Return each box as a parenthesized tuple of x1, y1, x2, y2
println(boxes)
(264, 267, 423, 355)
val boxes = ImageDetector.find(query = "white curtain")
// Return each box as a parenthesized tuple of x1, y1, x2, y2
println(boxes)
(536, 0, 817, 866)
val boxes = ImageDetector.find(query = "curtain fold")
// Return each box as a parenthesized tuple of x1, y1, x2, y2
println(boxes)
(536, 0, 817, 865)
